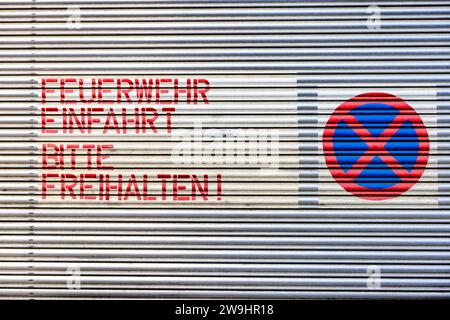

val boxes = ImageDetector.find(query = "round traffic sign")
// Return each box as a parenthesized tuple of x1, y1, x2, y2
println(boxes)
(322, 92, 430, 200)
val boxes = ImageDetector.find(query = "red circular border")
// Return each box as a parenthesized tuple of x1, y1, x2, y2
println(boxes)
(322, 92, 430, 200)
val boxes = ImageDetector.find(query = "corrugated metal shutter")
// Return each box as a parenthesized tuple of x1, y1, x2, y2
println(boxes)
(0, 0, 449, 299)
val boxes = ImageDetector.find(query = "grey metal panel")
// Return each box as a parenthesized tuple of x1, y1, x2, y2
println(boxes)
(0, 0, 448, 299)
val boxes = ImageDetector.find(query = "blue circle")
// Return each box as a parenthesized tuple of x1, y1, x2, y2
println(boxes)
(331, 103, 420, 190)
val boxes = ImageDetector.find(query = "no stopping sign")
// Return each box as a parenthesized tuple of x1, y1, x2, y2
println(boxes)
(322, 92, 430, 200)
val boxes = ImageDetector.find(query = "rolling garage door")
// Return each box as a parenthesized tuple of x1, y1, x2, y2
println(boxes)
(0, 0, 449, 299)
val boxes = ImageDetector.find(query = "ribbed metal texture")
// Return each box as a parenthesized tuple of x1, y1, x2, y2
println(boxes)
(0, 0, 449, 299)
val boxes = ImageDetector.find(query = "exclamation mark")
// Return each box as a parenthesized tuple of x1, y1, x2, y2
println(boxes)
(216, 174, 222, 201)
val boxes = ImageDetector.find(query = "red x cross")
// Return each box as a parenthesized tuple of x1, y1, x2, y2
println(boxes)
(322, 92, 430, 200)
